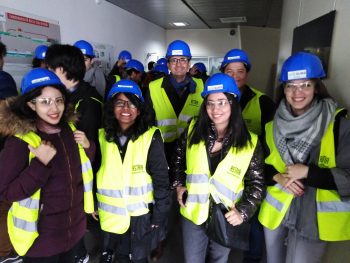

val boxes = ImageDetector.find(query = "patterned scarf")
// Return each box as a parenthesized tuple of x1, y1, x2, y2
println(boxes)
(273, 98, 337, 164)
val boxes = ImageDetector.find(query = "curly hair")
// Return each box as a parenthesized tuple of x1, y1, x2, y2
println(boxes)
(103, 92, 155, 143)
(10, 85, 75, 125)
(189, 93, 251, 150)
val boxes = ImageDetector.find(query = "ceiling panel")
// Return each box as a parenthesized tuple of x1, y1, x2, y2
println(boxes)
(107, 0, 283, 29)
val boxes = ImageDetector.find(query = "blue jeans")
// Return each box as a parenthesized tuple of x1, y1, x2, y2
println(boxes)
(181, 216, 231, 263)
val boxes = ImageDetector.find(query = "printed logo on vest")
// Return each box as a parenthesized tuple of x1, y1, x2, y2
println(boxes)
(190, 99, 199, 107)
(229, 165, 241, 177)
(319, 155, 329, 167)
(132, 164, 144, 173)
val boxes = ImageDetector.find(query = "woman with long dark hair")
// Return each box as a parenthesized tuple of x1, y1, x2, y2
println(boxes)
(97, 79, 170, 263)
(259, 52, 350, 263)
(0, 68, 95, 262)
(172, 73, 265, 263)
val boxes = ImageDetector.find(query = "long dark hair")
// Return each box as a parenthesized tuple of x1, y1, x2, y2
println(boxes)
(103, 92, 155, 142)
(10, 85, 74, 125)
(189, 93, 251, 150)
(276, 78, 333, 105)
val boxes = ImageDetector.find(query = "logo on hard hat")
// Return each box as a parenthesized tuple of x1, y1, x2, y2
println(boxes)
(227, 56, 241, 60)
(287, 70, 307, 80)
(118, 85, 133, 88)
(207, 84, 224, 91)
(172, 50, 183, 56)
(32, 76, 50, 84)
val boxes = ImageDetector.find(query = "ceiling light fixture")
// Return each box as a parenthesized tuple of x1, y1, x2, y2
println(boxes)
(170, 22, 190, 27)
(220, 16, 247, 23)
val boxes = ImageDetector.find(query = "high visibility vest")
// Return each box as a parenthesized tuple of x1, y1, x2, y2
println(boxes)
(149, 77, 204, 143)
(114, 75, 121, 83)
(180, 120, 257, 225)
(8, 123, 94, 256)
(242, 87, 263, 136)
(96, 127, 157, 234)
(259, 109, 350, 241)
(74, 97, 103, 112)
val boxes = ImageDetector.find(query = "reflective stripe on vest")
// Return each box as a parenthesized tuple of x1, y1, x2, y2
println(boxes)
(180, 120, 257, 225)
(97, 127, 158, 234)
(242, 87, 263, 135)
(259, 109, 350, 241)
(8, 125, 94, 256)
(149, 77, 204, 142)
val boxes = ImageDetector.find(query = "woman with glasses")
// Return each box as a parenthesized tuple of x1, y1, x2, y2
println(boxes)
(0, 68, 95, 262)
(172, 73, 265, 263)
(259, 52, 350, 263)
(96, 79, 170, 263)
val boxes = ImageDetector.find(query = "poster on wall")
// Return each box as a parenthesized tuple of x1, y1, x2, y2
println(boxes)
(90, 41, 114, 75)
(0, 6, 61, 87)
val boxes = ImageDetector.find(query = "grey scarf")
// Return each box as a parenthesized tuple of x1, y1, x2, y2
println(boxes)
(273, 98, 337, 164)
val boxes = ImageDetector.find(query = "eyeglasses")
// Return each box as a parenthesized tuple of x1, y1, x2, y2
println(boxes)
(168, 58, 189, 65)
(285, 81, 314, 92)
(114, 99, 137, 109)
(32, 97, 65, 107)
(206, 99, 232, 109)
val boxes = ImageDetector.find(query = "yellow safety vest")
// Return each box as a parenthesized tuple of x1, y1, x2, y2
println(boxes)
(149, 77, 204, 143)
(96, 127, 157, 234)
(8, 123, 94, 256)
(259, 109, 350, 241)
(74, 97, 103, 112)
(180, 120, 257, 225)
(242, 87, 263, 136)
(114, 75, 121, 83)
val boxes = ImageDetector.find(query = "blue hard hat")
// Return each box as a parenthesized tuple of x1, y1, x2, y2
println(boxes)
(280, 52, 326, 82)
(74, 40, 95, 57)
(21, 68, 63, 94)
(156, 58, 168, 66)
(154, 64, 168, 74)
(201, 73, 241, 101)
(221, 49, 251, 71)
(193, 62, 207, 73)
(125, 59, 145, 73)
(34, 45, 48, 60)
(166, 40, 191, 58)
(118, 50, 132, 61)
(107, 79, 144, 102)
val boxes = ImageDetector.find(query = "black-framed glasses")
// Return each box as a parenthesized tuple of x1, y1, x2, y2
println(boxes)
(168, 57, 189, 64)
(32, 97, 65, 107)
(114, 99, 137, 109)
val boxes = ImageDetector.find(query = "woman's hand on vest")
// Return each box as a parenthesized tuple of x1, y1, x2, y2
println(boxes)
(285, 164, 309, 183)
(176, 186, 188, 207)
(91, 210, 99, 221)
(28, 140, 56, 166)
(273, 173, 304, 196)
(225, 203, 243, 226)
(74, 130, 90, 149)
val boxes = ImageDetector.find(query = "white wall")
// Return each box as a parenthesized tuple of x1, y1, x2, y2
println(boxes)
(166, 28, 241, 57)
(278, 0, 350, 109)
(0, 0, 166, 65)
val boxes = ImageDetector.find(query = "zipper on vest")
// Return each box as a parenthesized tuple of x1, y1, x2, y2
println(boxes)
(59, 133, 74, 244)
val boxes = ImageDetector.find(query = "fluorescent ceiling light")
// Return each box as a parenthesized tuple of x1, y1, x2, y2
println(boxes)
(171, 22, 190, 27)
(220, 16, 247, 23)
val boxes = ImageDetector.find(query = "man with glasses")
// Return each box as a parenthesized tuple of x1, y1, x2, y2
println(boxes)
(146, 39, 204, 260)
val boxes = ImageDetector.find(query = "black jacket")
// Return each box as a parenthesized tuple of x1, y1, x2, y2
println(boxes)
(171, 124, 266, 222)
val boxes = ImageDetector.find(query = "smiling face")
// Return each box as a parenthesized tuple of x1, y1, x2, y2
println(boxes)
(113, 93, 140, 131)
(27, 86, 65, 125)
(206, 92, 232, 130)
(167, 56, 190, 80)
(284, 79, 316, 116)
(223, 62, 248, 90)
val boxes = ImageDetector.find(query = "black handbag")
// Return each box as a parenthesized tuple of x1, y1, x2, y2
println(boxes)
(206, 203, 250, 250)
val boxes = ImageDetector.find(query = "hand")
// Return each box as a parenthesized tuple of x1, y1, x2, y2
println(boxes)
(273, 173, 304, 196)
(28, 140, 56, 166)
(91, 211, 99, 221)
(176, 186, 187, 208)
(74, 130, 90, 149)
(285, 164, 309, 181)
(225, 203, 243, 226)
